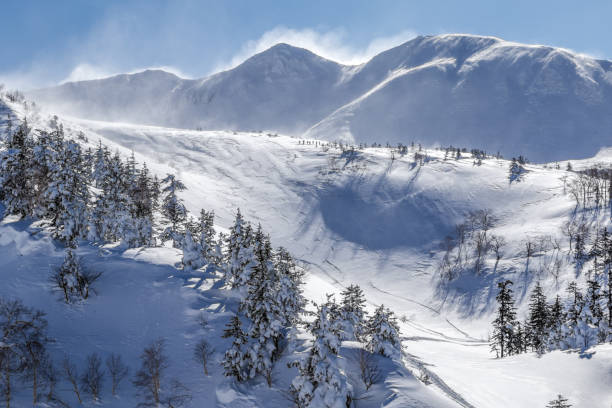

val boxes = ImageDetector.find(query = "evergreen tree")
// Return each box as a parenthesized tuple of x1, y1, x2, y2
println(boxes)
(225, 209, 254, 287)
(124, 161, 155, 247)
(0, 120, 33, 217)
(547, 296, 565, 351)
(583, 279, 606, 344)
(527, 282, 549, 354)
(290, 299, 352, 408)
(512, 321, 527, 354)
(221, 316, 247, 382)
(574, 233, 586, 261)
(508, 158, 525, 182)
(365, 304, 401, 358)
(491, 280, 517, 358)
(339, 284, 367, 341)
(91, 141, 109, 188)
(561, 282, 584, 350)
(181, 229, 205, 271)
(29, 129, 60, 219)
(88, 152, 130, 243)
(274, 247, 306, 327)
(198, 209, 216, 263)
(240, 231, 283, 385)
(547, 394, 572, 408)
(47, 140, 89, 244)
(160, 174, 187, 247)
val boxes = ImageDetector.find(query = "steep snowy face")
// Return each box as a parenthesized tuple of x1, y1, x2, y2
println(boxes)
(175, 44, 347, 133)
(29, 34, 612, 161)
(28, 70, 188, 125)
(29, 44, 347, 134)
(306, 34, 612, 162)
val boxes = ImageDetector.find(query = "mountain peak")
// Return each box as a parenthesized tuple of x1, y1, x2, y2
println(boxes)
(242, 42, 343, 67)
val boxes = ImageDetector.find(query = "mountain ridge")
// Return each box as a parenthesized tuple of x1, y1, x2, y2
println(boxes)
(28, 34, 612, 162)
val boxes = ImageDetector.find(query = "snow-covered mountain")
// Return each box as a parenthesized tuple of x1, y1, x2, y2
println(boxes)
(29, 34, 612, 162)
(1, 92, 611, 407)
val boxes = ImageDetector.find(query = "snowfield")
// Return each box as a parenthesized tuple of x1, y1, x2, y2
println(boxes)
(0, 94, 611, 408)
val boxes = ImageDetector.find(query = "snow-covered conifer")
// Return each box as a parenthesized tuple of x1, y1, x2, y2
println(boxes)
(547, 296, 565, 350)
(197, 209, 216, 263)
(181, 229, 205, 271)
(221, 316, 247, 382)
(491, 280, 518, 358)
(365, 304, 401, 358)
(527, 282, 549, 354)
(48, 140, 89, 244)
(561, 282, 584, 350)
(0, 120, 33, 217)
(547, 395, 572, 408)
(91, 141, 109, 188)
(339, 284, 367, 341)
(160, 173, 187, 247)
(225, 209, 254, 287)
(290, 298, 352, 408)
(240, 230, 284, 385)
(274, 247, 305, 327)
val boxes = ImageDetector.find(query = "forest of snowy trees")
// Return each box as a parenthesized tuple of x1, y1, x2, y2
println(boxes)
(0, 116, 405, 407)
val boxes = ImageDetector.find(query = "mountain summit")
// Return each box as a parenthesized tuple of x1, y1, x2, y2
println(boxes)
(29, 34, 612, 161)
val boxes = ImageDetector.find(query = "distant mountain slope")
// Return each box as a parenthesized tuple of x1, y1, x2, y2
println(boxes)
(29, 35, 612, 162)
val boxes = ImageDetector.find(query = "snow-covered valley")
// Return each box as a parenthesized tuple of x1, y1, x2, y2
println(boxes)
(1, 86, 611, 407)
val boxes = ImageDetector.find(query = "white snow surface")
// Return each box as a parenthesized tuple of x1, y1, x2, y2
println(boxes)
(0, 97, 611, 407)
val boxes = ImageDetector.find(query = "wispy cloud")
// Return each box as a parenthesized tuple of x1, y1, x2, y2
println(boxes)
(214, 26, 417, 72)
(0, 19, 415, 90)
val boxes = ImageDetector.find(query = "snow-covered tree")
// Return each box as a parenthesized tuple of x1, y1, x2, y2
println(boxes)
(547, 394, 572, 408)
(240, 231, 284, 385)
(561, 282, 584, 350)
(124, 161, 155, 247)
(274, 247, 305, 327)
(30, 129, 61, 219)
(491, 280, 518, 358)
(547, 296, 565, 351)
(564, 279, 607, 350)
(225, 209, 254, 287)
(290, 299, 352, 408)
(181, 229, 204, 271)
(584, 278, 607, 343)
(527, 282, 549, 354)
(0, 120, 33, 217)
(52, 248, 100, 303)
(47, 140, 89, 244)
(160, 174, 187, 247)
(198, 209, 216, 263)
(508, 158, 526, 182)
(365, 304, 401, 358)
(91, 141, 109, 188)
(339, 284, 367, 341)
(88, 152, 130, 243)
(221, 316, 247, 382)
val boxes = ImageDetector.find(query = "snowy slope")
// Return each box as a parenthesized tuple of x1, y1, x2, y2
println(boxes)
(49, 111, 612, 407)
(29, 34, 612, 162)
(2, 88, 612, 407)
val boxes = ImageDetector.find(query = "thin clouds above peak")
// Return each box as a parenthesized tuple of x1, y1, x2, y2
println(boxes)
(213, 26, 417, 73)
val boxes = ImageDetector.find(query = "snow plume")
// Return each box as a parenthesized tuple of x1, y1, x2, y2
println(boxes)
(215, 26, 417, 71)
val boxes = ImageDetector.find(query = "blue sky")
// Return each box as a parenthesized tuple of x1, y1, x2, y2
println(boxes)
(2, 0, 611, 89)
